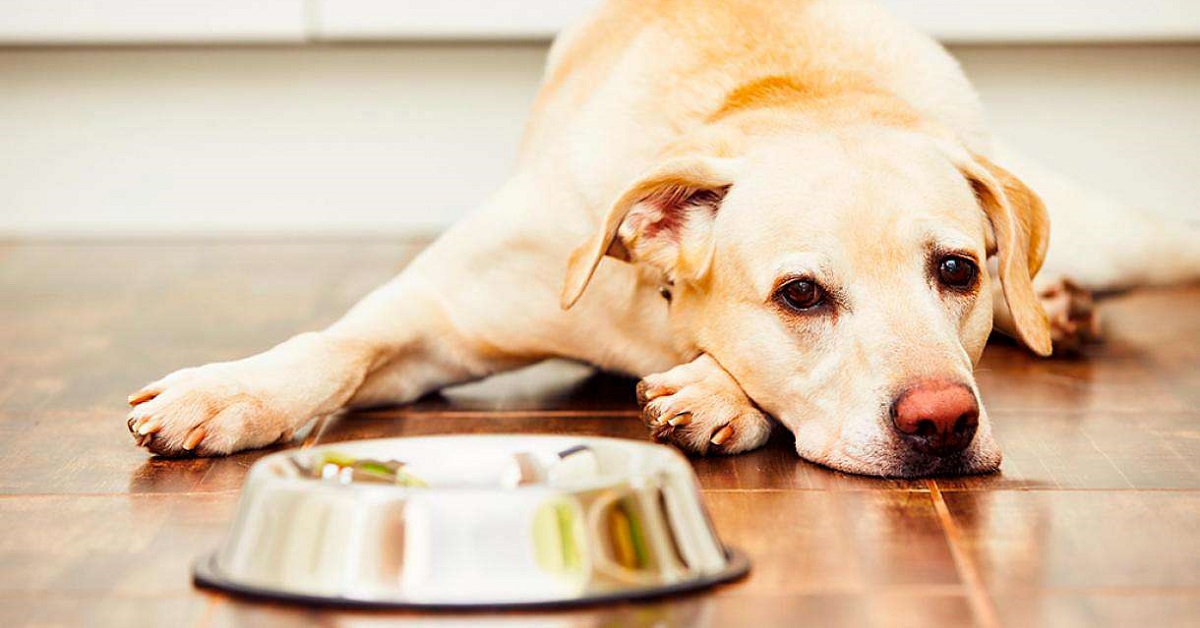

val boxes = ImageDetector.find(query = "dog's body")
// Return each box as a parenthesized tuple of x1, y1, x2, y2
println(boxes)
(127, 0, 1200, 476)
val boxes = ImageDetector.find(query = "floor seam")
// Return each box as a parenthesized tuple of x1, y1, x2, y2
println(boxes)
(928, 480, 1001, 628)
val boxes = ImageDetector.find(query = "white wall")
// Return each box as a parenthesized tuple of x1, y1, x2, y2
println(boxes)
(956, 45, 1200, 224)
(0, 43, 1197, 236)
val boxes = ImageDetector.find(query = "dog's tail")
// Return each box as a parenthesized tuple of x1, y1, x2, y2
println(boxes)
(993, 142, 1200, 292)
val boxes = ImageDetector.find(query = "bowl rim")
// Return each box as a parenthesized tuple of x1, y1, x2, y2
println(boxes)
(254, 433, 696, 496)
(193, 545, 750, 610)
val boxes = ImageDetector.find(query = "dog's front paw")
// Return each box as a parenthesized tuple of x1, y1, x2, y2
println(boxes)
(125, 363, 297, 457)
(125, 333, 370, 457)
(1038, 277, 1100, 354)
(637, 355, 774, 455)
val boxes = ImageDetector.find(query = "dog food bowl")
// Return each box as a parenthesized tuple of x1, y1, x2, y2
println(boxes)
(193, 435, 748, 609)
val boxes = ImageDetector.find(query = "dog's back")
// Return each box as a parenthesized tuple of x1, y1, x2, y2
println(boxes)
(522, 0, 990, 203)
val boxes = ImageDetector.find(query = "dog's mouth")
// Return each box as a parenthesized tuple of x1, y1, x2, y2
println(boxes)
(889, 450, 999, 479)
(800, 438, 1002, 479)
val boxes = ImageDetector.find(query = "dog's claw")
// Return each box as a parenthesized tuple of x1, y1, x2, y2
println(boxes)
(668, 412, 692, 427)
(128, 390, 158, 406)
(636, 356, 773, 456)
(183, 427, 206, 451)
(635, 380, 652, 405)
(711, 424, 734, 446)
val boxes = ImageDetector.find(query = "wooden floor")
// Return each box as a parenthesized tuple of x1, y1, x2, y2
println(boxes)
(1, 240, 1198, 627)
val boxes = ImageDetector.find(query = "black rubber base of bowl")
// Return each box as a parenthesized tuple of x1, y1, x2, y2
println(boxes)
(193, 547, 750, 611)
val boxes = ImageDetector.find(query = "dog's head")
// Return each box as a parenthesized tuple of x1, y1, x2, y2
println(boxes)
(562, 125, 1050, 477)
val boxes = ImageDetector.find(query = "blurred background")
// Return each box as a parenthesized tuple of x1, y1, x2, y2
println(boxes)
(0, 0, 1197, 237)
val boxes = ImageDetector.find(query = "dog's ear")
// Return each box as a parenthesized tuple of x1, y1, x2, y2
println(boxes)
(560, 157, 738, 309)
(959, 155, 1053, 356)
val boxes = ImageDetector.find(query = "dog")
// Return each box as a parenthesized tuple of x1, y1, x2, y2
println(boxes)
(125, 0, 1200, 477)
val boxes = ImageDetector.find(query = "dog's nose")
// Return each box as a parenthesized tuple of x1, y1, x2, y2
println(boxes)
(891, 380, 979, 456)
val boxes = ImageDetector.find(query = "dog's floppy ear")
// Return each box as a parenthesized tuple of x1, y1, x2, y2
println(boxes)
(560, 156, 738, 309)
(959, 154, 1053, 356)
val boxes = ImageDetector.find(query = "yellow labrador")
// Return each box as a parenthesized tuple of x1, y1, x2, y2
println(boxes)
(126, 0, 1200, 477)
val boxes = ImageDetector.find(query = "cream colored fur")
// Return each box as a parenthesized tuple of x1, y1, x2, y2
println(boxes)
(126, 0, 1200, 477)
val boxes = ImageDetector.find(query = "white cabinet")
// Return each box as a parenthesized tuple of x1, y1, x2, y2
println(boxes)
(882, 0, 1200, 43)
(312, 0, 601, 41)
(0, 0, 1195, 45)
(0, 0, 306, 44)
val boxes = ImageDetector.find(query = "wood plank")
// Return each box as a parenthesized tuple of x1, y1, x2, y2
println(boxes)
(0, 494, 236, 597)
(705, 491, 960, 594)
(992, 593, 1200, 628)
(936, 411, 1200, 490)
(942, 491, 1200, 591)
(0, 241, 417, 414)
(0, 410, 217, 494)
(0, 595, 207, 628)
(203, 591, 977, 627)
(975, 345, 1187, 414)
(1101, 284, 1200, 410)
(1, 242, 1198, 627)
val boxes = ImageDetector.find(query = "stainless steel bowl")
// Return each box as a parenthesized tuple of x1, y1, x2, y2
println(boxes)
(194, 435, 748, 609)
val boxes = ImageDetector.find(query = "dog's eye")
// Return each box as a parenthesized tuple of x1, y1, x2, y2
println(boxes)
(937, 256, 977, 289)
(778, 279, 825, 311)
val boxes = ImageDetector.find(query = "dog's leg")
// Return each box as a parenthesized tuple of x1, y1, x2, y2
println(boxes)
(1031, 276, 1101, 354)
(123, 175, 576, 457)
(127, 330, 383, 457)
(125, 266, 532, 456)
(636, 354, 776, 455)
(992, 273, 1100, 355)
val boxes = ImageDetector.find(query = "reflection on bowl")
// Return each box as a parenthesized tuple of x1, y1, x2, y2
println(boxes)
(194, 435, 748, 609)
